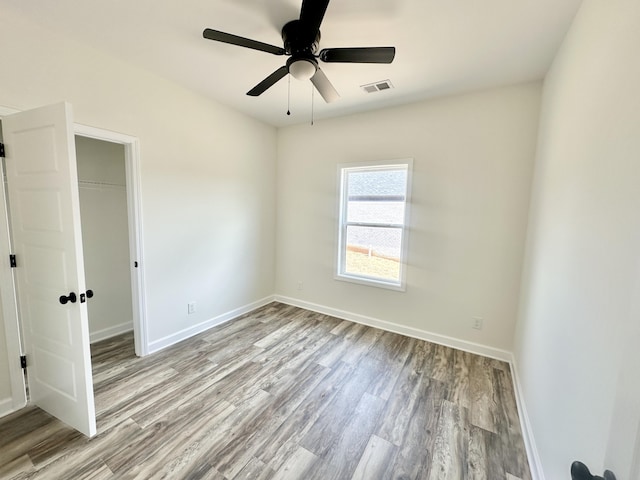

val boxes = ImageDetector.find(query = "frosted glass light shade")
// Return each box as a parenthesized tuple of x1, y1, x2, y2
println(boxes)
(289, 59, 317, 80)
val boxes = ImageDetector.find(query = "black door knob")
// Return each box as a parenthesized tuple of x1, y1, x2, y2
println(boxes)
(571, 461, 616, 480)
(59, 292, 77, 305)
(80, 289, 94, 303)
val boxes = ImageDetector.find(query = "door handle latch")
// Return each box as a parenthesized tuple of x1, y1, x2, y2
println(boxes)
(80, 290, 94, 303)
(59, 292, 77, 304)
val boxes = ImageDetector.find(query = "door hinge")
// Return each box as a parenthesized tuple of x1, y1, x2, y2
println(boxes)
(0, 143, 4, 158)
(9, 254, 16, 268)
(20, 355, 27, 369)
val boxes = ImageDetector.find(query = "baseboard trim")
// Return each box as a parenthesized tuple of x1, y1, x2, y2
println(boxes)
(0, 397, 14, 419)
(274, 295, 512, 362)
(147, 295, 276, 354)
(509, 357, 545, 480)
(90, 322, 134, 344)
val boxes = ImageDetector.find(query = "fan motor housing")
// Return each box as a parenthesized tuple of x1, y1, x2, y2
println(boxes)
(282, 20, 320, 56)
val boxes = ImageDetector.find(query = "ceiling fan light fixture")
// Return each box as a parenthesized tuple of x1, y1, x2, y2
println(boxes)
(289, 59, 317, 80)
(203, 0, 397, 102)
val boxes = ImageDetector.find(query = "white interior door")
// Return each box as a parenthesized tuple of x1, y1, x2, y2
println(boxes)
(2, 102, 96, 437)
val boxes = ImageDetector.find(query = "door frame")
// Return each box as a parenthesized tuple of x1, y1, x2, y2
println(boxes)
(74, 124, 148, 358)
(0, 105, 149, 416)
(0, 105, 26, 412)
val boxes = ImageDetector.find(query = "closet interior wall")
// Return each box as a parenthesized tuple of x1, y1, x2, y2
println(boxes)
(75, 136, 133, 343)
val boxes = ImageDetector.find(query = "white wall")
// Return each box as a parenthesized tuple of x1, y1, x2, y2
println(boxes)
(514, 0, 640, 478)
(76, 136, 134, 342)
(276, 84, 541, 352)
(0, 3, 276, 389)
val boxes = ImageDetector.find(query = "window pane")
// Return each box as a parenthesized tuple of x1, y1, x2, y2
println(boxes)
(346, 168, 408, 225)
(345, 225, 402, 282)
(347, 169, 407, 198)
(347, 200, 405, 224)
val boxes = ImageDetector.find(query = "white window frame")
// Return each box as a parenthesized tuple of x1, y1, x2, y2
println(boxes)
(335, 158, 413, 291)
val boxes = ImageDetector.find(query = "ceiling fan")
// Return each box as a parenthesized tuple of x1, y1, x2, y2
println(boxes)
(203, 0, 396, 103)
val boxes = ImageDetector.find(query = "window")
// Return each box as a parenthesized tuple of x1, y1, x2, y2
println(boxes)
(336, 160, 412, 290)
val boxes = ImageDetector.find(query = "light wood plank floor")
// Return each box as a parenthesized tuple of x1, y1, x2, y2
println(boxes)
(0, 302, 531, 479)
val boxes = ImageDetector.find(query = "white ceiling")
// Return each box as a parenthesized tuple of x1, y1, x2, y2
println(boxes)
(3, 0, 583, 127)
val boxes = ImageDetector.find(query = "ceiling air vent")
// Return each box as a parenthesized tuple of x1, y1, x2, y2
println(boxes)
(361, 80, 394, 93)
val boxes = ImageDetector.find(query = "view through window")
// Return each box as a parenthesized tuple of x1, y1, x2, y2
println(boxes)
(337, 161, 411, 289)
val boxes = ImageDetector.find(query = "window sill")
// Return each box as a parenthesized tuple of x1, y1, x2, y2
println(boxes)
(334, 273, 406, 292)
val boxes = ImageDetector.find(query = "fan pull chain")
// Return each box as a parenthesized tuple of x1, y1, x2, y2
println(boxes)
(286, 74, 291, 116)
(311, 83, 315, 126)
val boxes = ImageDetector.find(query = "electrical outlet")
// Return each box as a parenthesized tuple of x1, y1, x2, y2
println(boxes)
(188, 302, 196, 315)
(472, 317, 483, 330)
(297, 281, 303, 291)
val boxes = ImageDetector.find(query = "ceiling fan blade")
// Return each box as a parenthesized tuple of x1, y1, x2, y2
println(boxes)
(203, 28, 285, 56)
(247, 66, 289, 96)
(299, 0, 330, 43)
(310, 67, 339, 103)
(319, 47, 396, 64)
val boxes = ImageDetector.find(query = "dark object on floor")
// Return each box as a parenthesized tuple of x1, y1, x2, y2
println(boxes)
(571, 461, 617, 480)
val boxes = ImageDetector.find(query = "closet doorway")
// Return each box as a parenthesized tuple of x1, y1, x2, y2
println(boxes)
(76, 136, 134, 345)
(74, 124, 147, 359)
